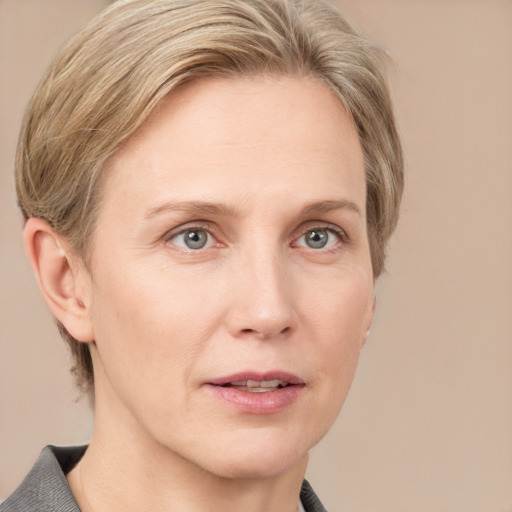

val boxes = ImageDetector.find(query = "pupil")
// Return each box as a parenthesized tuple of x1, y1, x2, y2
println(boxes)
(306, 229, 327, 249)
(185, 230, 207, 249)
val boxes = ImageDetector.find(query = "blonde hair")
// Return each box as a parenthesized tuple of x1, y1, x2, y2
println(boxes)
(16, 0, 404, 395)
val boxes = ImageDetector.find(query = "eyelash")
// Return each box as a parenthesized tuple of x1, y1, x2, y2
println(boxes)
(163, 223, 218, 251)
(292, 223, 348, 252)
(163, 222, 348, 252)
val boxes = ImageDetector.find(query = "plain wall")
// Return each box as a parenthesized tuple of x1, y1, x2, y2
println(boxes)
(1, 1, 511, 511)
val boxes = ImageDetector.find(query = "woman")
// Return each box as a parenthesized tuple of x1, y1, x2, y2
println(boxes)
(1, 0, 403, 510)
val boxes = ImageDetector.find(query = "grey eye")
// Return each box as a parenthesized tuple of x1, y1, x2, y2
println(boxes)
(304, 229, 329, 249)
(168, 228, 212, 250)
(182, 229, 209, 249)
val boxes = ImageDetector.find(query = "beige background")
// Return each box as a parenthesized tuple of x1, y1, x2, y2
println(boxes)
(1, 0, 511, 510)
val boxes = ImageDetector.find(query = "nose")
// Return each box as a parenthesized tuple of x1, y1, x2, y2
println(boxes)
(225, 246, 297, 341)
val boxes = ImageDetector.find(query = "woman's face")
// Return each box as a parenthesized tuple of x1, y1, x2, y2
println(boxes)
(83, 76, 374, 478)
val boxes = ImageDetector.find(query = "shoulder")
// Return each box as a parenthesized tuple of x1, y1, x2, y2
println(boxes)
(0, 445, 86, 512)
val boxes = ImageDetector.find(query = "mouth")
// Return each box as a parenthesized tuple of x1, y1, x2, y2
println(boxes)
(208, 371, 304, 389)
(222, 379, 291, 393)
(205, 372, 305, 414)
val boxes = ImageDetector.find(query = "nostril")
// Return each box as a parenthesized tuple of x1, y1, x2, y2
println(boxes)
(239, 326, 291, 339)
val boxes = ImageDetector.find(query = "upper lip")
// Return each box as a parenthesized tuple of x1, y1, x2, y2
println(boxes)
(207, 371, 304, 386)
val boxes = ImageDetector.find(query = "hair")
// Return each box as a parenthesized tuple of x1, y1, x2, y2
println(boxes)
(15, 0, 404, 396)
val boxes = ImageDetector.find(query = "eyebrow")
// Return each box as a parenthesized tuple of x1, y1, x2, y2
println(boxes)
(300, 199, 363, 218)
(145, 198, 362, 220)
(145, 201, 242, 219)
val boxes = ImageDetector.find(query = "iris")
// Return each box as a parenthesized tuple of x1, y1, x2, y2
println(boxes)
(183, 229, 209, 249)
(304, 229, 329, 249)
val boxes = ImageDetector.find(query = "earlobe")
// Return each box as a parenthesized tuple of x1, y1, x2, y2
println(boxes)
(361, 295, 376, 347)
(23, 218, 95, 343)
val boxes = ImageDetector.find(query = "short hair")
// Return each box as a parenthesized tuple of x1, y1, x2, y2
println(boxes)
(16, 0, 404, 395)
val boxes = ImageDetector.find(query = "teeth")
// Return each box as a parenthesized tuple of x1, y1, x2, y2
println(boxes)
(248, 379, 283, 388)
(230, 379, 286, 387)
(228, 379, 288, 392)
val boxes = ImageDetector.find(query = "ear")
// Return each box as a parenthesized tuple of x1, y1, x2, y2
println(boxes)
(24, 218, 95, 343)
(361, 294, 376, 348)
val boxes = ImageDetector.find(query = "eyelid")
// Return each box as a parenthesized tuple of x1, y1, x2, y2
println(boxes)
(294, 222, 348, 241)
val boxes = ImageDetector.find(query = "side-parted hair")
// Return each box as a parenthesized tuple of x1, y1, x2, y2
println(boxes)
(15, 0, 404, 395)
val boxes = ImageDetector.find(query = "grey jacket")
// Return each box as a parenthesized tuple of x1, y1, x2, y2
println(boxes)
(1, 446, 327, 512)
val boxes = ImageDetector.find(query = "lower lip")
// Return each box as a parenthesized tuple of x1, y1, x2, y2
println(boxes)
(205, 384, 305, 414)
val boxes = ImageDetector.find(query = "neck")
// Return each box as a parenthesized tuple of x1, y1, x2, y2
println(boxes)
(68, 439, 307, 512)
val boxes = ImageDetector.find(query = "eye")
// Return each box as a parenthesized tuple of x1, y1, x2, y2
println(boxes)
(169, 228, 214, 250)
(294, 228, 341, 250)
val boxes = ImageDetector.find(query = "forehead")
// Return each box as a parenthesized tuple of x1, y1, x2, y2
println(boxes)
(100, 75, 365, 219)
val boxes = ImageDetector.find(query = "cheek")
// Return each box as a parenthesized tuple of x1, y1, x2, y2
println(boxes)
(88, 260, 225, 394)
(303, 265, 373, 346)
(301, 268, 372, 415)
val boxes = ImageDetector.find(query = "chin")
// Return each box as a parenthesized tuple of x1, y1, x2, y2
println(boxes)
(187, 429, 312, 480)
(210, 450, 307, 480)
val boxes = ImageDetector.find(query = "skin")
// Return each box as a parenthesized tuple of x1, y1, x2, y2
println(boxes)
(26, 75, 375, 512)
